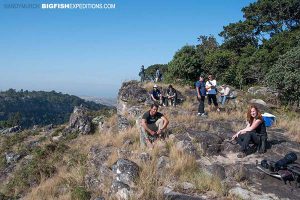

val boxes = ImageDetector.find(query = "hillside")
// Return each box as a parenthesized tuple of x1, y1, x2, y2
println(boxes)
(0, 89, 107, 129)
(0, 81, 299, 200)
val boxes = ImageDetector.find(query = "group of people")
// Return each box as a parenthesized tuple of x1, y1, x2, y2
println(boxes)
(138, 65, 163, 83)
(150, 84, 177, 107)
(139, 103, 267, 157)
(195, 74, 231, 117)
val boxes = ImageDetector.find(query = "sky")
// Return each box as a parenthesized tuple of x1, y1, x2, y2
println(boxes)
(0, 0, 255, 98)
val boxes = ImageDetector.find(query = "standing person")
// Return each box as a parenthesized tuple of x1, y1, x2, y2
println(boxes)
(232, 105, 267, 158)
(139, 65, 145, 82)
(150, 84, 164, 105)
(195, 75, 207, 116)
(140, 104, 169, 148)
(165, 85, 177, 107)
(206, 74, 220, 112)
(155, 68, 161, 82)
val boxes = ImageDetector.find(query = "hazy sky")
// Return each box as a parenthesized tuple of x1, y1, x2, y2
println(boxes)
(0, 0, 255, 98)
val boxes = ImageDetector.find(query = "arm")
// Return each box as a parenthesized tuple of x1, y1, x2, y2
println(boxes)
(232, 120, 262, 139)
(156, 116, 169, 135)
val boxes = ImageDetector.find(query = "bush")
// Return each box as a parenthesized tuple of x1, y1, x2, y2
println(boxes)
(71, 186, 91, 200)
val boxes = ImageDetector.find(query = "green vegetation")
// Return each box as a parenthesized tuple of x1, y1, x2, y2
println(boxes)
(0, 89, 106, 128)
(142, 0, 300, 106)
(71, 186, 91, 200)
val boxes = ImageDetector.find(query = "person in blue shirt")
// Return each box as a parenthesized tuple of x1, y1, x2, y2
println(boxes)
(196, 75, 207, 116)
(150, 84, 163, 105)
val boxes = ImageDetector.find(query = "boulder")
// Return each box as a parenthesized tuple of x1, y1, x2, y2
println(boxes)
(110, 180, 131, 200)
(118, 81, 150, 103)
(249, 99, 268, 111)
(5, 152, 21, 164)
(112, 159, 140, 187)
(248, 87, 276, 96)
(229, 187, 280, 200)
(187, 130, 223, 156)
(67, 106, 92, 134)
(84, 146, 113, 191)
(205, 164, 226, 180)
(118, 115, 130, 132)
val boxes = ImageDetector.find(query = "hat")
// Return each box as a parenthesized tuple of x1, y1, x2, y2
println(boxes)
(153, 84, 158, 88)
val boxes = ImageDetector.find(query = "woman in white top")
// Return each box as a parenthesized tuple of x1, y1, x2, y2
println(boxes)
(205, 74, 220, 112)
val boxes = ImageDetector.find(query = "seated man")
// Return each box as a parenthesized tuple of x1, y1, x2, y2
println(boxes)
(150, 84, 163, 105)
(165, 84, 177, 107)
(140, 104, 169, 148)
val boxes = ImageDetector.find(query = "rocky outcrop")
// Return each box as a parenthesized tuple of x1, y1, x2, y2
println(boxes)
(117, 81, 151, 116)
(84, 146, 114, 191)
(248, 86, 277, 96)
(110, 159, 140, 200)
(0, 125, 22, 135)
(66, 106, 92, 134)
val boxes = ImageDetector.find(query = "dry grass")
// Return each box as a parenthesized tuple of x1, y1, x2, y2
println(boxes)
(169, 146, 198, 177)
(24, 165, 85, 200)
(277, 115, 300, 142)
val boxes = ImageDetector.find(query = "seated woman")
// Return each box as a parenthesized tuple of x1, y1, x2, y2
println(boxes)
(232, 105, 267, 158)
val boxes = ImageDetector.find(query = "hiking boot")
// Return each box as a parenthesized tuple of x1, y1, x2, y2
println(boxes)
(237, 152, 247, 158)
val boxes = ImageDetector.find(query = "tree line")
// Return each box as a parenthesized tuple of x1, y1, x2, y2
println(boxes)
(0, 89, 105, 128)
(143, 0, 300, 107)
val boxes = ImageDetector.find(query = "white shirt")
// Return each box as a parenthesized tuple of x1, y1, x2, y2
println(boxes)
(206, 80, 217, 95)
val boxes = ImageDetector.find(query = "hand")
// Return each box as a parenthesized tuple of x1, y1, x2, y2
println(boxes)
(149, 130, 156, 136)
(157, 129, 162, 135)
(232, 133, 238, 140)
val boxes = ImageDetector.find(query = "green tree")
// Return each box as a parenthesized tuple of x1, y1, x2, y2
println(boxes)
(266, 45, 300, 106)
(144, 64, 168, 81)
(203, 49, 237, 81)
(165, 45, 202, 84)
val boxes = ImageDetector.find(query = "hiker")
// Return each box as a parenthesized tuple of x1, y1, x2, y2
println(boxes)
(232, 104, 267, 158)
(150, 84, 164, 105)
(139, 65, 145, 82)
(219, 84, 230, 105)
(165, 85, 177, 107)
(140, 104, 169, 148)
(206, 74, 220, 112)
(195, 75, 207, 117)
(155, 68, 161, 82)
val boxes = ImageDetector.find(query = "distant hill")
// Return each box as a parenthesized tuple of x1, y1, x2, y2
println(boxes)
(0, 89, 107, 128)
(79, 96, 117, 107)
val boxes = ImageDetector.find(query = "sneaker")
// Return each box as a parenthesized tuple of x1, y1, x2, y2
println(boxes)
(217, 108, 221, 112)
(197, 113, 201, 116)
(200, 113, 208, 117)
(237, 152, 247, 158)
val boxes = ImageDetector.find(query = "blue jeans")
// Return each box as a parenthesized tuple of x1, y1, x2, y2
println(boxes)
(219, 96, 227, 105)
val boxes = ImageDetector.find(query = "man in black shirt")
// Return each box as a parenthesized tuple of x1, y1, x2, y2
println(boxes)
(140, 104, 169, 148)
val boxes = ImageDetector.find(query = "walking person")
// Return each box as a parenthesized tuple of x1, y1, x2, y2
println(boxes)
(206, 74, 220, 112)
(196, 75, 207, 117)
